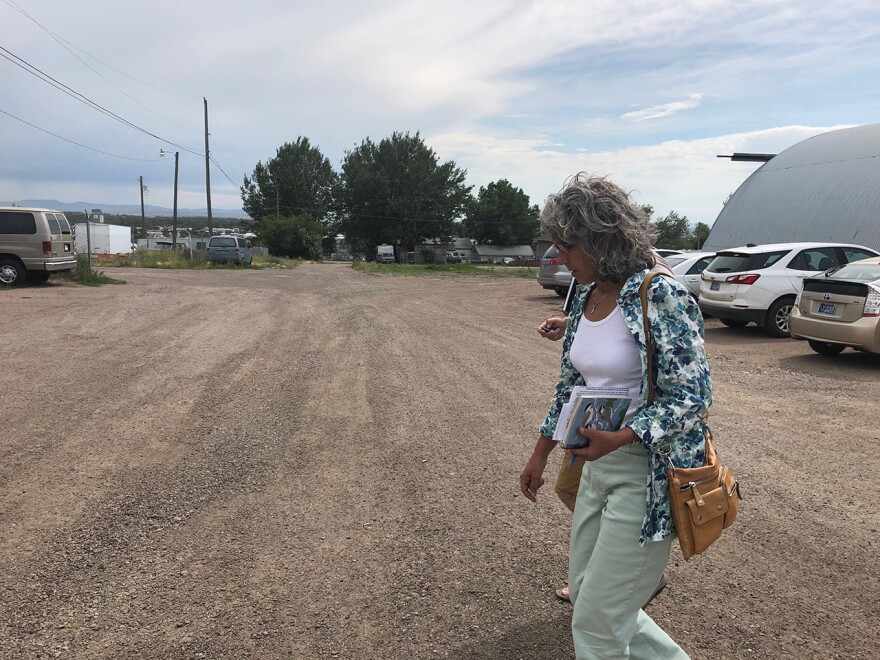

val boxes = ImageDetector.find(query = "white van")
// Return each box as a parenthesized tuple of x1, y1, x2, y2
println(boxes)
(0, 207, 77, 285)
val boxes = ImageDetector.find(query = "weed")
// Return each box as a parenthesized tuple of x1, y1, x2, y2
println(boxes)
(63, 255, 126, 286)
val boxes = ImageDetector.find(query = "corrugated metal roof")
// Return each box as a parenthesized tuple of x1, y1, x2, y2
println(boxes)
(704, 123, 880, 251)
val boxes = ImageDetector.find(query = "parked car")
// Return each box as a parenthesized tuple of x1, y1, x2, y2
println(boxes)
(446, 252, 462, 263)
(699, 242, 880, 337)
(207, 235, 253, 265)
(666, 251, 716, 299)
(0, 207, 76, 286)
(153, 241, 190, 255)
(537, 246, 570, 296)
(790, 256, 880, 354)
(538, 246, 681, 297)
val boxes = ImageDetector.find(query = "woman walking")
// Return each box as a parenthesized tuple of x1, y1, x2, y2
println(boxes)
(520, 174, 711, 659)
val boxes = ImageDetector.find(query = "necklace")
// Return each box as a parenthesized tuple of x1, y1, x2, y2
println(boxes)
(589, 288, 612, 314)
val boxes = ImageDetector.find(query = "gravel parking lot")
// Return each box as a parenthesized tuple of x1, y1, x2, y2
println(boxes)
(2, 263, 879, 659)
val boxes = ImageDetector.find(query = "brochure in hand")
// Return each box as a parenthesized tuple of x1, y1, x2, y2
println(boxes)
(553, 386, 631, 449)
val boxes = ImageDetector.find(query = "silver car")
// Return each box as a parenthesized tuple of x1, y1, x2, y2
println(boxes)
(537, 246, 570, 297)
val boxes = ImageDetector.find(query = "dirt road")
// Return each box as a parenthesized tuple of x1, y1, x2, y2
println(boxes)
(2, 264, 879, 659)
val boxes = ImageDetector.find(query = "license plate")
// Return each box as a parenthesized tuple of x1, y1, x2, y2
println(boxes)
(710, 282, 720, 291)
(818, 302, 836, 315)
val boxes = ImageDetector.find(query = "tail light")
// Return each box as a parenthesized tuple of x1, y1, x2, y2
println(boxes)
(550, 258, 559, 265)
(794, 290, 802, 310)
(42, 241, 52, 254)
(726, 274, 760, 285)
(864, 286, 880, 317)
(235, 248, 240, 255)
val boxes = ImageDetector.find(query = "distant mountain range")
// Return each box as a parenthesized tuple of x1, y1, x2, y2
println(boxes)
(0, 199, 250, 220)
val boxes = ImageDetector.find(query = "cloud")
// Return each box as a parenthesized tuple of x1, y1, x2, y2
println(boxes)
(1, 1, 878, 220)
(621, 94, 706, 122)
(428, 124, 854, 225)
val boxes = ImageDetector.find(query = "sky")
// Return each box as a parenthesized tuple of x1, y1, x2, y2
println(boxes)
(1, 0, 878, 225)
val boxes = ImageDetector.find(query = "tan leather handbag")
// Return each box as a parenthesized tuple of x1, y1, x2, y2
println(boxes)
(639, 272, 742, 560)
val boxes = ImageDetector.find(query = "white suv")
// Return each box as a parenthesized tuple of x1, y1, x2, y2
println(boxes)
(699, 242, 880, 337)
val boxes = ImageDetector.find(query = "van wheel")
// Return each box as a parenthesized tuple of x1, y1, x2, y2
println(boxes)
(28, 272, 51, 284)
(719, 318, 747, 328)
(764, 297, 795, 338)
(0, 258, 26, 286)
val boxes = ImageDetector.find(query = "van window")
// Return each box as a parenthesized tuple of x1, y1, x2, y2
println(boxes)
(210, 237, 237, 247)
(0, 211, 37, 234)
(53, 213, 72, 235)
(46, 214, 61, 235)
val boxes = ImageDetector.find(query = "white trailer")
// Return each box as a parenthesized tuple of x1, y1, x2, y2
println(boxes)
(376, 244, 395, 263)
(74, 223, 133, 254)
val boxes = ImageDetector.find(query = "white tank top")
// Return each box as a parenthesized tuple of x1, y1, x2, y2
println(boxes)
(569, 305, 642, 424)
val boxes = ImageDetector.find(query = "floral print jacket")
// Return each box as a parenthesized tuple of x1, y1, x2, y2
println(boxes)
(539, 269, 712, 544)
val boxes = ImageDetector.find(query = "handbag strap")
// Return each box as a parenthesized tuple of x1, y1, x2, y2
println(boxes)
(638, 271, 667, 406)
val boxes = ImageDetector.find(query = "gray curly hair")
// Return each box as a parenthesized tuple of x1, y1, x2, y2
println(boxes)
(541, 173, 656, 282)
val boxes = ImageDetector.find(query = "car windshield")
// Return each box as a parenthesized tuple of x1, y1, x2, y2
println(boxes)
(828, 262, 880, 281)
(665, 256, 689, 267)
(542, 246, 558, 259)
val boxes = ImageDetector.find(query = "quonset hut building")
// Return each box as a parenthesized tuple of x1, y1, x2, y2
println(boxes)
(703, 123, 880, 252)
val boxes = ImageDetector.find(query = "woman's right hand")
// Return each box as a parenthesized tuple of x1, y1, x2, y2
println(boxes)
(520, 453, 548, 503)
(537, 317, 567, 341)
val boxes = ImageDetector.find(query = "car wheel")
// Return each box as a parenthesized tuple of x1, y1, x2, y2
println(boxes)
(28, 272, 51, 284)
(0, 258, 27, 286)
(555, 287, 567, 297)
(719, 318, 747, 328)
(808, 340, 846, 355)
(764, 297, 795, 338)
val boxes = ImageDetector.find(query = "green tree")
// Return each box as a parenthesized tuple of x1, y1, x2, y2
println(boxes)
(462, 179, 539, 245)
(692, 222, 711, 249)
(241, 137, 336, 225)
(336, 131, 471, 257)
(258, 214, 323, 259)
(652, 210, 690, 249)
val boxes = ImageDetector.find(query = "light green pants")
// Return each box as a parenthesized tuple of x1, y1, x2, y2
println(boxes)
(569, 442, 689, 660)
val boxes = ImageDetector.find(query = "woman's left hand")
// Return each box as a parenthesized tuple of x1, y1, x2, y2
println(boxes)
(569, 427, 639, 462)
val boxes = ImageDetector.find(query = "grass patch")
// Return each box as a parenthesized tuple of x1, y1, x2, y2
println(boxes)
(92, 251, 300, 270)
(59, 255, 126, 286)
(352, 260, 535, 278)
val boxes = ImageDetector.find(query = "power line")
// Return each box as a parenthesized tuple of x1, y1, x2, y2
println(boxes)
(209, 155, 242, 189)
(1, 0, 198, 132)
(0, 106, 160, 161)
(0, 45, 202, 156)
(208, 106, 250, 176)
(1, 0, 200, 100)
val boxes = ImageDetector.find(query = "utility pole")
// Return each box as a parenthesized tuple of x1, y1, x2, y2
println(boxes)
(84, 208, 92, 270)
(139, 176, 146, 249)
(172, 152, 179, 249)
(204, 97, 213, 237)
(139, 176, 146, 224)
